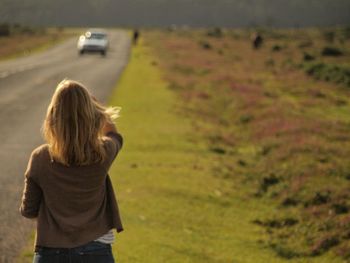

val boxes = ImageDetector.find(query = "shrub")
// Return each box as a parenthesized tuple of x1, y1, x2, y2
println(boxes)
(239, 114, 254, 123)
(237, 159, 247, 166)
(0, 23, 41, 36)
(199, 40, 212, 50)
(260, 173, 280, 192)
(303, 62, 350, 87)
(207, 27, 223, 38)
(321, 46, 343, 57)
(272, 45, 282, 52)
(271, 244, 301, 259)
(332, 203, 349, 214)
(303, 52, 315, 61)
(311, 236, 340, 256)
(323, 31, 336, 43)
(281, 197, 299, 207)
(253, 217, 298, 228)
(210, 147, 226, 155)
(340, 27, 350, 40)
(304, 190, 331, 207)
(0, 23, 10, 37)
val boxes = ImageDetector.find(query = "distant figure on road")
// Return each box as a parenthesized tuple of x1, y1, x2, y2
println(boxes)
(252, 33, 263, 49)
(133, 29, 140, 45)
(20, 79, 123, 263)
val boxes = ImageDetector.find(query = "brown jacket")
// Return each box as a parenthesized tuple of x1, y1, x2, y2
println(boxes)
(19, 132, 123, 248)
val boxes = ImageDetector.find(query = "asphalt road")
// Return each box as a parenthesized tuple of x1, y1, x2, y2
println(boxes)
(0, 30, 131, 262)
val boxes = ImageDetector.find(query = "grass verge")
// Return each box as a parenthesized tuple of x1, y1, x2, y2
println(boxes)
(107, 36, 343, 262)
(16, 232, 35, 263)
(0, 28, 79, 61)
(145, 28, 350, 261)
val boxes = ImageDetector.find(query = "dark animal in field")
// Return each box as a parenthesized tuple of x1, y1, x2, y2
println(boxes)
(133, 29, 140, 45)
(252, 33, 263, 49)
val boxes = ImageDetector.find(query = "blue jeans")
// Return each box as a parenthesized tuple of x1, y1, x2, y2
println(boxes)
(33, 241, 115, 263)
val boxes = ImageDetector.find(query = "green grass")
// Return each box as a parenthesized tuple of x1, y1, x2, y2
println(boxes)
(143, 28, 350, 261)
(107, 38, 343, 262)
(16, 28, 349, 262)
(16, 232, 36, 263)
(302, 62, 350, 87)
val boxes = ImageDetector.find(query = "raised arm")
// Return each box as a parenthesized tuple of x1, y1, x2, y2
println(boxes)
(102, 117, 118, 135)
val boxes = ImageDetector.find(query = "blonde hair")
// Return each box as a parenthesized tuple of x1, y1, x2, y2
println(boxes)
(42, 79, 120, 166)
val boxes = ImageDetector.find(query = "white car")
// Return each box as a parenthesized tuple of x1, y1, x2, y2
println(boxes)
(77, 29, 109, 56)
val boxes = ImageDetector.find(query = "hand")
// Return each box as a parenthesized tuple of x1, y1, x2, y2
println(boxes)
(102, 119, 117, 135)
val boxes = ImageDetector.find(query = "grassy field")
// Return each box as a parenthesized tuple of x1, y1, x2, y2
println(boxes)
(0, 26, 78, 60)
(108, 39, 279, 263)
(16, 27, 350, 262)
(107, 28, 350, 262)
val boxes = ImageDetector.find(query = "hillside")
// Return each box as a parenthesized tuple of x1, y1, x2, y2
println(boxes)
(137, 27, 350, 260)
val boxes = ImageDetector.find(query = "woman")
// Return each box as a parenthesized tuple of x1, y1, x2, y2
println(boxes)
(19, 79, 123, 263)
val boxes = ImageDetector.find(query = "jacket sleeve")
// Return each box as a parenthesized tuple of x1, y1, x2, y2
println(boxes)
(102, 131, 123, 171)
(19, 151, 42, 218)
(106, 131, 123, 157)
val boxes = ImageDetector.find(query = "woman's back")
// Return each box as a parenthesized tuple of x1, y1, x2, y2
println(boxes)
(19, 80, 124, 262)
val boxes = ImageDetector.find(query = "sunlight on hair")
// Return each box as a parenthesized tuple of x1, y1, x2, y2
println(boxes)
(42, 79, 121, 166)
(105, 106, 121, 121)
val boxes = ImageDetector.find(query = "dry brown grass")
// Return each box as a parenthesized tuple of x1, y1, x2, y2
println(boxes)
(144, 28, 350, 260)
(0, 29, 76, 60)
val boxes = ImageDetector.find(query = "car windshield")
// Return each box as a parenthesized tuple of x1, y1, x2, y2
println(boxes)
(85, 32, 106, 39)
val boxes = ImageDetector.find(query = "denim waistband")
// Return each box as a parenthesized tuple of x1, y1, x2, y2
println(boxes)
(35, 241, 111, 253)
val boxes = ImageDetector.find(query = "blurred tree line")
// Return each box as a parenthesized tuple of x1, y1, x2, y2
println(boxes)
(0, 0, 349, 27)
